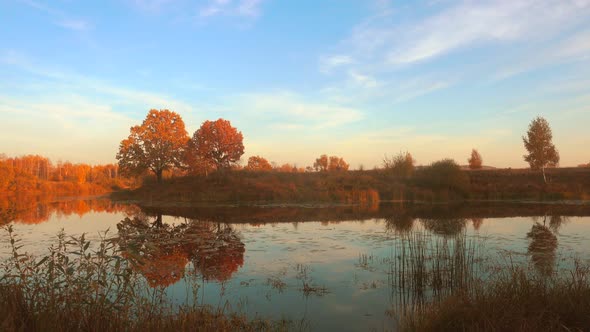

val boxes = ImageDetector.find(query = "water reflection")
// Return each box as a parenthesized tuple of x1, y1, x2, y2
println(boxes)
(384, 213, 415, 234)
(0, 195, 137, 225)
(527, 216, 560, 276)
(420, 218, 467, 237)
(3, 198, 590, 332)
(117, 213, 244, 287)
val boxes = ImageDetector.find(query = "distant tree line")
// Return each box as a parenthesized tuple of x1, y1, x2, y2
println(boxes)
(0, 154, 123, 193)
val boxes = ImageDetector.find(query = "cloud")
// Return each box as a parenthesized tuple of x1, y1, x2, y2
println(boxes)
(19, 0, 91, 31)
(55, 19, 90, 31)
(319, 55, 355, 73)
(385, 0, 590, 65)
(326, 0, 590, 72)
(129, 0, 176, 13)
(0, 50, 195, 118)
(494, 28, 590, 80)
(238, 91, 364, 129)
(199, 0, 265, 18)
(347, 70, 379, 89)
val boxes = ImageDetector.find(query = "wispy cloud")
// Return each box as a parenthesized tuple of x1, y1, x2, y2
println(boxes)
(238, 91, 363, 130)
(347, 70, 379, 89)
(494, 27, 590, 80)
(319, 55, 355, 73)
(129, 0, 176, 13)
(0, 50, 195, 118)
(19, 0, 91, 31)
(55, 19, 90, 31)
(383, 0, 590, 66)
(318, 0, 590, 107)
(199, 0, 265, 18)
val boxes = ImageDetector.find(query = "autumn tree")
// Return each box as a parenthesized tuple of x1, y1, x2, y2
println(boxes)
(328, 156, 349, 171)
(313, 154, 328, 172)
(313, 154, 348, 172)
(383, 152, 415, 178)
(522, 116, 559, 183)
(187, 118, 244, 171)
(244, 155, 272, 171)
(116, 109, 188, 183)
(468, 149, 483, 169)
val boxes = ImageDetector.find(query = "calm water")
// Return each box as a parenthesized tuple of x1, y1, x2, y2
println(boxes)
(2, 197, 590, 331)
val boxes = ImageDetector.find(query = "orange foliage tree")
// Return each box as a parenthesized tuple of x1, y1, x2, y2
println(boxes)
(328, 156, 349, 171)
(313, 154, 349, 171)
(244, 155, 272, 171)
(116, 109, 189, 183)
(187, 118, 244, 171)
(468, 149, 483, 169)
(313, 154, 328, 171)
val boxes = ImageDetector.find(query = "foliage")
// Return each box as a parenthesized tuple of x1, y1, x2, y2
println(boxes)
(415, 159, 470, 197)
(116, 109, 189, 182)
(313, 154, 328, 171)
(187, 118, 244, 171)
(0, 154, 128, 194)
(244, 155, 273, 171)
(383, 152, 415, 178)
(467, 149, 482, 170)
(522, 116, 559, 182)
(328, 156, 349, 171)
(313, 154, 349, 172)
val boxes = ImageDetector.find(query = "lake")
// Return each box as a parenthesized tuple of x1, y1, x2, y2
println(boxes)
(2, 197, 590, 331)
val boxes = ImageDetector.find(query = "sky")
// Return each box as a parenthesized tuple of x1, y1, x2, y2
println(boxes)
(1, 0, 590, 169)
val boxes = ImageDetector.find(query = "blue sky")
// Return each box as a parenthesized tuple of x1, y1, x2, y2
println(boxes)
(1, 0, 589, 168)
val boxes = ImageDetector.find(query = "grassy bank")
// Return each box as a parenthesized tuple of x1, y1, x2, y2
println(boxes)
(112, 167, 590, 206)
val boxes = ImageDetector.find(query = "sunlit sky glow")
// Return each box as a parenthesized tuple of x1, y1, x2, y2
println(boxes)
(1, 0, 590, 168)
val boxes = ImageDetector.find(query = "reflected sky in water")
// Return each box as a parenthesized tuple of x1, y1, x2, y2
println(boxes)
(2, 198, 590, 331)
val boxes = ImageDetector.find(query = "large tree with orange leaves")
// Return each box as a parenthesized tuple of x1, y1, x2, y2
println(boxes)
(187, 118, 244, 171)
(116, 109, 188, 183)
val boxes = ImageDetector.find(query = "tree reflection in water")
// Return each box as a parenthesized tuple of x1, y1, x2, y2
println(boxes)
(420, 218, 467, 237)
(385, 213, 415, 234)
(117, 213, 245, 287)
(527, 216, 559, 277)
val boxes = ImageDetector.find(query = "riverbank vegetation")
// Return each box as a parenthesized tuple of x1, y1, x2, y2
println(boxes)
(113, 165, 590, 206)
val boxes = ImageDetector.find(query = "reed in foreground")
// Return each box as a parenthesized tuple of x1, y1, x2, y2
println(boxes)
(400, 262, 590, 332)
(0, 226, 289, 332)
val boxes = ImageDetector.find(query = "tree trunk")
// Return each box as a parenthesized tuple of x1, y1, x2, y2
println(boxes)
(542, 167, 547, 184)
(156, 169, 163, 183)
(152, 213, 163, 228)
